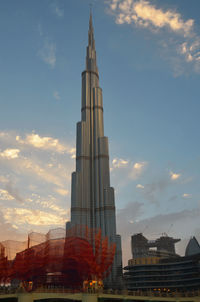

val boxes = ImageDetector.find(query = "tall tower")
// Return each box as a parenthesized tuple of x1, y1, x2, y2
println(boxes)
(69, 13, 122, 288)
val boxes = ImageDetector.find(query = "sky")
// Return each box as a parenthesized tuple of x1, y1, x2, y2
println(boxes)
(0, 0, 200, 265)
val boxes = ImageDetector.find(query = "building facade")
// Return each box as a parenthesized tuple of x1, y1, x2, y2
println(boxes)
(124, 235, 200, 292)
(124, 253, 200, 292)
(67, 14, 122, 288)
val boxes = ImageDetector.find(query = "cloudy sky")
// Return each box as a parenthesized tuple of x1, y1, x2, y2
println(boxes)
(0, 0, 200, 264)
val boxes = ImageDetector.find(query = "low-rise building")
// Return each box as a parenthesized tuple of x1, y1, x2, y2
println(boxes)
(124, 235, 200, 292)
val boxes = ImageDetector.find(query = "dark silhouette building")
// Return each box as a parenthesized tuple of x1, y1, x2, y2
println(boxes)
(131, 233, 180, 260)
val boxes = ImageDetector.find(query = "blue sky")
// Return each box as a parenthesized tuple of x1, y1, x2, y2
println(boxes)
(0, 0, 200, 264)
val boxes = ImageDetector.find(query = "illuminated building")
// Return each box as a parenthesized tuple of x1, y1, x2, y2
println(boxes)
(67, 13, 122, 288)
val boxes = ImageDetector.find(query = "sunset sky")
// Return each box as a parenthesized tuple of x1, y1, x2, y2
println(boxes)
(0, 0, 200, 264)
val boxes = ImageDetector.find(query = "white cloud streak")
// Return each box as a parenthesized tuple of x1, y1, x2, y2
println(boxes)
(109, 0, 193, 35)
(29, 193, 68, 216)
(108, 0, 200, 73)
(54, 188, 69, 196)
(12, 157, 67, 187)
(2, 207, 65, 227)
(50, 2, 64, 18)
(16, 133, 75, 156)
(38, 38, 56, 68)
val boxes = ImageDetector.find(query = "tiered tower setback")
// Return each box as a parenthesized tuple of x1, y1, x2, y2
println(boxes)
(69, 13, 122, 288)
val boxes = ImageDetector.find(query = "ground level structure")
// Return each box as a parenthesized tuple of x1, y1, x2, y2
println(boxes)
(0, 291, 200, 302)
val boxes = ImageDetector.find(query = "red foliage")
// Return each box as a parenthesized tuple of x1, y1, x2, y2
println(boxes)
(0, 226, 116, 289)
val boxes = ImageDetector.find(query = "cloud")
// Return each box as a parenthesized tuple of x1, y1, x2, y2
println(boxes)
(112, 158, 128, 168)
(136, 183, 144, 189)
(53, 91, 61, 100)
(182, 193, 192, 199)
(38, 38, 56, 68)
(2, 207, 65, 227)
(0, 189, 14, 201)
(134, 1, 193, 35)
(178, 39, 200, 72)
(0, 181, 68, 218)
(13, 157, 67, 187)
(4, 181, 25, 204)
(109, 0, 193, 35)
(0, 209, 27, 246)
(108, 0, 200, 74)
(129, 161, 147, 180)
(54, 188, 69, 196)
(37, 21, 57, 68)
(111, 158, 147, 177)
(50, 2, 64, 18)
(0, 148, 20, 159)
(170, 171, 181, 180)
(110, 157, 148, 201)
(0, 132, 7, 138)
(0, 129, 73, 240)
(0, 129, 73, 206)
(0, 131, 74, 189)
(16, 133, 75, 156)
(0, 151, 71, 225)
(110, 158, 147, 192)
(29, 193, 68, 216)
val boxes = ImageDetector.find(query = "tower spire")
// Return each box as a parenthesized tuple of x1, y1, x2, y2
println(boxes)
(89, 3, 93, 33)
(86, 10, 98, 73)
(89, 5, 93, 28)
(88, 11, 94, 48)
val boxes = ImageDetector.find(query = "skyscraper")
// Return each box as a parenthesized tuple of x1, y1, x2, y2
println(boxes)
(68, 13, 122, 288)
